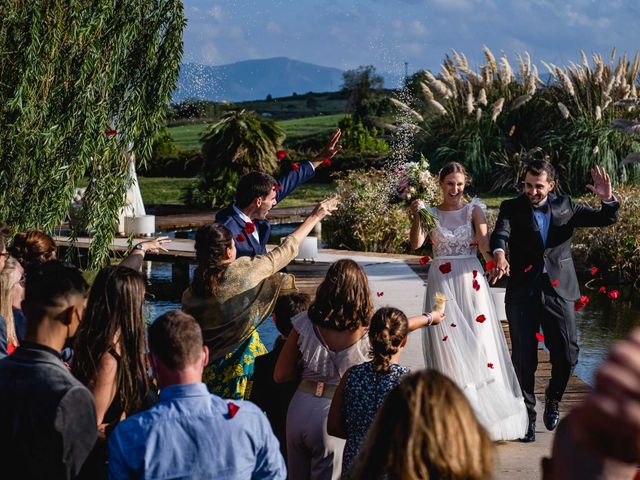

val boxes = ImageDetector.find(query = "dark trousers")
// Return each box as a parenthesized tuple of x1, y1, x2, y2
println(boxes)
(506, 275, 579, 420)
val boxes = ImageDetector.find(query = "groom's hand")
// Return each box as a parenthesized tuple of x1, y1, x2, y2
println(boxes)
(490, 252, 510, 285)
(586, 165, 613, 202)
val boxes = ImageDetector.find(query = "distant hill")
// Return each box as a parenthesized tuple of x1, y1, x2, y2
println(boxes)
(173, 57, 345, 102)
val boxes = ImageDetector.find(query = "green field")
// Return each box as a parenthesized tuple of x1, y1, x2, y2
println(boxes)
(136, 177, 336, 207)
(168, 113, 346, 152)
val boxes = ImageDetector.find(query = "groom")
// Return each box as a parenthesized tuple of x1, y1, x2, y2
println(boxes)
(490, 160, 619, 442)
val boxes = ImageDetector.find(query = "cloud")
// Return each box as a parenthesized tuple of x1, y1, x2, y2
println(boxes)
(208, 6, 224, 20)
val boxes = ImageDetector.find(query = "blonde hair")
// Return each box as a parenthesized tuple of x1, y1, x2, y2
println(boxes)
(352, 370, 493, 480)
(0, 257, 20, 346)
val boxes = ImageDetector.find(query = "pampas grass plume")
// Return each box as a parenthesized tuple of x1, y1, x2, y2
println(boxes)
(558, 102, 571, 119)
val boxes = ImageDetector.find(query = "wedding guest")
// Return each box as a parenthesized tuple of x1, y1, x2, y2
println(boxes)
(251, 292, 311, 459)
(351, 370, 493, 480)
(568, 327, 640, 466)
(541, 411, 637, 480)
(0, 222, 10, 273)
(274, 260, 443, 480)
(72, 266, 153, 478)
(108, 310, 286, 480)
(0, 222, 9, 359)
(327, 307, 412, 478)
(183, 198, 337, 399)
(216, 129, 341, 258)
(0, 258, 25, 355)
(0, 261, 96, 479)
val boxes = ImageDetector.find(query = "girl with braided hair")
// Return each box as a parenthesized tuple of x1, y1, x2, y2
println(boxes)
(327, 307, 413, 478)
(182, 197, 338, 400)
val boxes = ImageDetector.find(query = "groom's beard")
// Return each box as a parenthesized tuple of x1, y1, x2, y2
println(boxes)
(528, 193, 548, 206)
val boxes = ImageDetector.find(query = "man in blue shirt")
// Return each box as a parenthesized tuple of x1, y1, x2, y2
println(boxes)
(216, 129, 341, 258)
(108, 310, 286, 479)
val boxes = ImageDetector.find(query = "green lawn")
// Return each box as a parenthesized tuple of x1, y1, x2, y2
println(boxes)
(168, 123, 208, 151)
(138, 177, 194, 205)
(136, 177, 335, 207)
(278, 114, 345, 144)
(167, 114, 346, 152)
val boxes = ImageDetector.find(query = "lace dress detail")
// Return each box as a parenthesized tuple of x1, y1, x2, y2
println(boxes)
(430, 198, 486, 257)
(422, 197, 528, 441)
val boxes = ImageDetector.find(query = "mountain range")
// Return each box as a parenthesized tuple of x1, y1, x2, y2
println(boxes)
(172, 57, 404, 103)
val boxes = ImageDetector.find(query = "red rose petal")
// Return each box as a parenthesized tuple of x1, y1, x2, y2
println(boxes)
(552, 279, 559, 288)
(472, 279, 480, 291)
(439, 262, 452, 274)
(607, 290, 620, 300)
(472, 270, 478, 278)
(276, 150, 286, 159)
(450, 323, 457, 327)
(469, 241, 478, 247)
(485, 260, 497, 271)
(292, 163, 300, 171)
(228, 402, 240, 418)
(244, 222, 255, 234)
(376, 292, 384, 297)
(598, 286, 607, 294)
(591, 266, 599, 276)
(322, 159, 332, 167)
(524, 264, 533, 272)
(419, 256, 431, 266)
(536, 332, 544, 342)
(579, 295, 590, 305)
(273, 185, 282, 191)
(487, 363, 494, 369)
(475, 314, 486, 323)
(442, 335, 448, 342)
(236, 233, 246, 242)
(105, 129, 118, 138)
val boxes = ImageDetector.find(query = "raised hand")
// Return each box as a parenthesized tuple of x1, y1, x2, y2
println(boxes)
(585, 165, 613, 201)
(133, 236, 171, 254)
(312, 197, 339, 220)
(313, 129, 342, 166)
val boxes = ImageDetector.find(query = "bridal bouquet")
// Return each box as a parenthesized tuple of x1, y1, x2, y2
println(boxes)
(396, 155, 439, 233)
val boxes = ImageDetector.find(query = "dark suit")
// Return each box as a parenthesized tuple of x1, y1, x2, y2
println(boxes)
(0, 342, 98, 479)
(216, 162, 316, 258)
(490, 193, 619, 418)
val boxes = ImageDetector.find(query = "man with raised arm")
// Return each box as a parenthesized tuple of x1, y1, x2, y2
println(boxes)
(490, 161, 619, 442)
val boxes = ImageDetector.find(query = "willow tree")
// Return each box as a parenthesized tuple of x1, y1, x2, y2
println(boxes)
(0, 0, 185, 267)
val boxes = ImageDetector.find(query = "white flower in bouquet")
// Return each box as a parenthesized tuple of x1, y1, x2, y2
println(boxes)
(396, 155, 439, 233)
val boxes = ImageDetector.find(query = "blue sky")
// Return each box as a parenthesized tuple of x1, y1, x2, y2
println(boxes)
(183, 0, 640, 86)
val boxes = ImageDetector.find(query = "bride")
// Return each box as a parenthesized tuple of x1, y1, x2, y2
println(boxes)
(409, 161, 527, 441)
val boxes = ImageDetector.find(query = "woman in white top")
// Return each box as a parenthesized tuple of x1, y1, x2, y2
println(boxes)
(275, 259, 443, 480)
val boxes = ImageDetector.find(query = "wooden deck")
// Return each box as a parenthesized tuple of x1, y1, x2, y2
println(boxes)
(153, 206, 314, 232)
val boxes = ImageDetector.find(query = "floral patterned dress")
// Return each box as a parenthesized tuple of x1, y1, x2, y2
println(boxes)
(341, 361, 410, 477)
(202, 330, 268, 400)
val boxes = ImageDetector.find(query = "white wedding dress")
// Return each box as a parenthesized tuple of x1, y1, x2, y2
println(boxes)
(422, 198, 528, 440)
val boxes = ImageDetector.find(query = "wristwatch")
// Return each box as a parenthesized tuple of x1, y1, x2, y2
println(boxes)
(134, 244, 145, 252)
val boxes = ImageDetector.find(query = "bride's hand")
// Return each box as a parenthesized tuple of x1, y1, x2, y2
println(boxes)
(410, 200, 425, 217)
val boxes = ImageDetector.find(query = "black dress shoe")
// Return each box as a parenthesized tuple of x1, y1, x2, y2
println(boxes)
(543, 397, 560, 431)
(520, 420, 536, 442)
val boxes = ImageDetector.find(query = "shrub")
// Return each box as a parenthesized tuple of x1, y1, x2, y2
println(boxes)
(325, 169, 411, 253)
(572, 186, 640, 293)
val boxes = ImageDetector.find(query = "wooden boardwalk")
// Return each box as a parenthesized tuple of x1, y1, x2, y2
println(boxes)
(153, 206, 314, 232)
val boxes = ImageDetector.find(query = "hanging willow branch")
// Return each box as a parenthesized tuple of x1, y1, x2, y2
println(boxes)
(0, 0, 185, 268)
